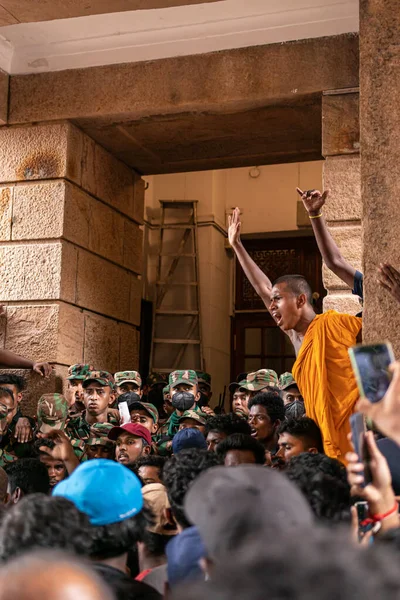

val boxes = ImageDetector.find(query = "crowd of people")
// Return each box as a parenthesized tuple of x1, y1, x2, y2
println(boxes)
(0, 188, 400, 599)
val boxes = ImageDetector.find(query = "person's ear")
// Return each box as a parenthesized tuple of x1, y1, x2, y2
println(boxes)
(151, 422, 158, 435)
(13, 487, 22, 504)
(16, 392, 23, 404)
(309, 447, 318, 455)
(297, 293, 307, 309)
(143, 444, 151, 456)
(164, 507, 176, 528)
(139, 389, 144, 398)
(108, 392, 116, 406)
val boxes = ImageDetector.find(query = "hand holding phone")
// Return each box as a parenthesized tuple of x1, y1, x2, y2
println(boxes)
(349, 342, 395, 403)
(350, 412, 372, 487)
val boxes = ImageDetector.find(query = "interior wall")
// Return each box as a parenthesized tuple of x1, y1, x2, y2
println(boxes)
(144, 160, 323, 402)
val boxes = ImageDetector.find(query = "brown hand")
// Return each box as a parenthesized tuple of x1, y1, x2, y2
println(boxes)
(43, 429, 75, 462)
(378, 263, 400, 304)
(228, 207, 242, 247)
(14, 417, 33, 443)
(296, 188, 329, 216)
(33, 362, 54, 377)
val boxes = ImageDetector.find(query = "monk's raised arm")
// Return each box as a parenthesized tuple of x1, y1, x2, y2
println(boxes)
(228, 208, 272, 308)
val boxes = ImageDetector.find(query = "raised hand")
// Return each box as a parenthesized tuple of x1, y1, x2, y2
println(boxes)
(33, 362, 54, 377)
(296, 188, 329, 216)
(378, 263, 400, 304)
(228, 207, 242, 248)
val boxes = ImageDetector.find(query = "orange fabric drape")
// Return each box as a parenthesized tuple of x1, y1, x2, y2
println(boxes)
(292, 310, 362, 463)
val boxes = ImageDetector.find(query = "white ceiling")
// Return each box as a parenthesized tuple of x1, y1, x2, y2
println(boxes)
(0, 0, 359, 75)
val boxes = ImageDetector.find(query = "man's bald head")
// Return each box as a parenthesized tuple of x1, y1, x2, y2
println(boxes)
(0, 550, 113, 600)
(273, 275, 313, 305)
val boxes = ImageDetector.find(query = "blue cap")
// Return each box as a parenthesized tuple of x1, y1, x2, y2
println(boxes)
(52, 459, 143, 526)
(172, 428, 207, 454)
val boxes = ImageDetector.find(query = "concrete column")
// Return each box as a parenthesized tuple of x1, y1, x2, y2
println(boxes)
(322, 90, 362, 315)
(0, 122, 144, 412)
(360, 0, 400, 352)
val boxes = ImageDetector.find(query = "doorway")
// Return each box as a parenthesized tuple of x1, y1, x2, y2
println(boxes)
(231, 234, 325, 380)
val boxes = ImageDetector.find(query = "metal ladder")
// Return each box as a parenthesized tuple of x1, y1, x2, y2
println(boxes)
(150, 200, 204, 373)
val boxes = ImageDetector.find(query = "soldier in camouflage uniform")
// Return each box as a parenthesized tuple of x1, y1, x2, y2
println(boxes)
(178, 409, 208, 435)
(84, 422, 115, 460)
(114, 371, 143, 398)
(235, 369, 279, 418)
(0, 386, 34, 467)
(66, 363, 94, 416)
(196, 371, 213, 408)
(156, 370, 201, 456)
(66, 371, 119, 444)
(279, 372, 305, 419)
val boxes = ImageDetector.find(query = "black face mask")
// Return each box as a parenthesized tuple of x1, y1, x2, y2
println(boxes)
(285, 400, 305, 420)
(172, 392, 196, 412)
(118, 392, 141, 406)
(197, 392, 209, 409)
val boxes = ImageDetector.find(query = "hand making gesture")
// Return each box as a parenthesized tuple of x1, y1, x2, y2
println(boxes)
(296, 188, 330, 216)
(228, 207, 242, 248)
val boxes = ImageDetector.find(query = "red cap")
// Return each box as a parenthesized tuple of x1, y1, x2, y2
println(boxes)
(108, 423, 152, 446)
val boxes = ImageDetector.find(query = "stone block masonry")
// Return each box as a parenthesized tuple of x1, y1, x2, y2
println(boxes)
(0, 122, 144, 414)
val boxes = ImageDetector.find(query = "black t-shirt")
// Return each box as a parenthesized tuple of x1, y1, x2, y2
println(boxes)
(93, 563, 162, 600)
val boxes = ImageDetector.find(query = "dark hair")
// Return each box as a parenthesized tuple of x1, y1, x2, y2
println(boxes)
(5, 458, 50, 496)
(0, 387, 15, 403)
(204, 413, 251, 437)
(89, 507, 152, 560)
(162, 449, 221, 529)
(273, 274, 312, 304)
(172, 529, 400, 600)
(285, 453, 351, 524)
(0, 494, 91, 561)
(278, 417, 324, 453)
(248, 392, 285, 423)
(0, 374, 26, 392)
(216, 434, 266, 465)
(140, 530, 171, 557)
(33, 438, 56, 455)
(135, 454, 166, 474)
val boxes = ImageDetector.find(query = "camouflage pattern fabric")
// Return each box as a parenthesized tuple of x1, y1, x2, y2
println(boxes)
(238, 369, 279, 391)
(147, 372, 168, 387)
(156, 404, 202, 456)
(179, 409, 208, 425)
(67, 364, 94, 381)
(279, 372, 297, 390)
(83, 371, 115, 390)
(163, 385, 170, 396)
(114, 371, 142, 387)
(169, 370, 198, 389)
(129, 401, 159, 424)
(37, 393, 68, 434)
(0, 408, 34, 466)
(66, 410, 119, 443)
(86, 422, 115, 447)
(195, 371, 212, 388)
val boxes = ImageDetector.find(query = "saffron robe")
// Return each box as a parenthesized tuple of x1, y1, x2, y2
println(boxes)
(292, 310, 362, 462)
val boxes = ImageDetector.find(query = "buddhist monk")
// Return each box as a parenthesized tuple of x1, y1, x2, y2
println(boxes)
(228, 205, 362, 462)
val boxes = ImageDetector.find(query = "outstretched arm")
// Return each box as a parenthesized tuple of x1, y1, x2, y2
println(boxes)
(297, 188, 356, 289)
(0, 349, 53, 377)
(228, 208, 272, 307)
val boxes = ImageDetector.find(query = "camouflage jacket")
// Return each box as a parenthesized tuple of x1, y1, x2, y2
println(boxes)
(155, 406, 202, 456)
(66, 410, 119, 443)
(0, 410, 35, 466)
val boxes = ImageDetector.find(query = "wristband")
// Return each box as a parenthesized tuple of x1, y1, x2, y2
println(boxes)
(309, 213, 323, 219)
(360, 501, 398, 527)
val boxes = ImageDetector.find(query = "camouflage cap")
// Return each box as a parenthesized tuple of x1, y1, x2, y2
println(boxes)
(86, 423, 115, 447)
(83, 371, 115, 389)
(179, 409, 208, 426)
(129, 400, 159, 424)
(169, 370, 198, 389)
(279, 372, 297, 391)
(195, 372, 212, 388)
(0, 402, 8, 420)
(114, 371, 142, 388)
(67, 364, 94, 381)
(163, 385, 170, 396)
(37, 393, 68, 434)
(146, 372, 168, 387)
(239, 369, 279, 392)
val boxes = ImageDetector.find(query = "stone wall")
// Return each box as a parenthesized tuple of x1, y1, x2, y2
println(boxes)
(322, 90, 362, 315)
(0, 122, 144, 413)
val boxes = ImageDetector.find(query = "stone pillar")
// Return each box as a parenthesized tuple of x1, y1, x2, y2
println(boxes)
(360, 0, 400, 352)
(0, 122, 144, 413)
(321, 90, 362, 315)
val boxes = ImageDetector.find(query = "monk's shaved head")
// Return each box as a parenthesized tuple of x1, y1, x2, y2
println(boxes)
(273, 275, 313, 304)
(0, 551, 113, 600)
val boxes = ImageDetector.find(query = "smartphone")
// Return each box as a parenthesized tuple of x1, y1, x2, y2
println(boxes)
(349, 412, 372, 487)
(349, 342, 395, 403)
(355, 501, 373, 541)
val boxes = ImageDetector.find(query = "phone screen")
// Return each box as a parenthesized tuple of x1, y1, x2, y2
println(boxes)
(349, 343, 395, 403)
